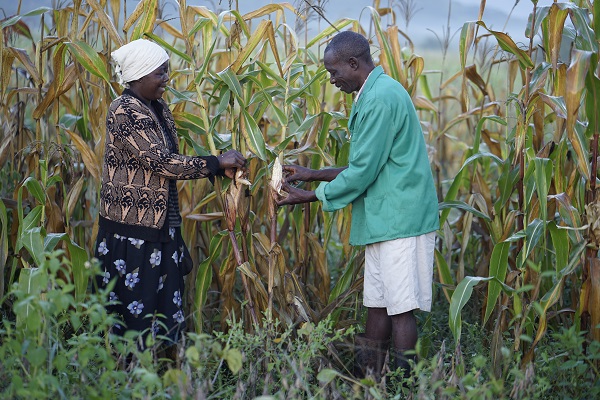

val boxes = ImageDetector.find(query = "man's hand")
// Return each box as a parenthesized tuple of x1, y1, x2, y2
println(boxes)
(283, 165, 317, 183)
(275, 182, 317, 206)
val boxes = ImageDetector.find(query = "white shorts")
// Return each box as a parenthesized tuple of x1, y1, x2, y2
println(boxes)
(363, 232, 436, 315)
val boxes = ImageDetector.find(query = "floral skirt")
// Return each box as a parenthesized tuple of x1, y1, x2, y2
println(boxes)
(95, 225, 191, 342)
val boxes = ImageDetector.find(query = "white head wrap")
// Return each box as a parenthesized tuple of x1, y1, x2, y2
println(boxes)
(111, 39, 169, 88)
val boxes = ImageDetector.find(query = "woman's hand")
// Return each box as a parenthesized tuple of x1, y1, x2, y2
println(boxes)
(223, 168, 237, 179)
(217, 150, 246, 170)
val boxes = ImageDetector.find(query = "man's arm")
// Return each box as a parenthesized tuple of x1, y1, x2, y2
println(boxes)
(315, 100, 397, 212)
(284, 165, 347, 183)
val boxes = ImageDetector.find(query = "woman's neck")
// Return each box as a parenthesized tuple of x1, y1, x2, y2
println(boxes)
(128, 86, 152, 107)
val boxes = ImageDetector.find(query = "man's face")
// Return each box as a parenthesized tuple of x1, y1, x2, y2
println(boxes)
(324, 51, 360, 94)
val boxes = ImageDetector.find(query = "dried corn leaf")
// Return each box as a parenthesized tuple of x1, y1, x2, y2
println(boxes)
(87, 0, 123, 46)
(63, 128, 101, 180)
(7, 47, 41, 85)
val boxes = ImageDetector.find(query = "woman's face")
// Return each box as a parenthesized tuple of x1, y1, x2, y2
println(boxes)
(130, 61, 169, 103)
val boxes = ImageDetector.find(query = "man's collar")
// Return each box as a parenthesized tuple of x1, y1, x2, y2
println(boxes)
(354, 66, 384, 103)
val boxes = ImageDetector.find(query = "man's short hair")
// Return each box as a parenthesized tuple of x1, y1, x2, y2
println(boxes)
(325, 31, 371, 63)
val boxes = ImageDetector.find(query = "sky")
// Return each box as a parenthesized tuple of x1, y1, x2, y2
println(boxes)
(1, 0, 557, 49)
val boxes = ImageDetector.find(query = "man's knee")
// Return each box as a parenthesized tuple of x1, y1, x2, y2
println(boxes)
(390, 309, 415, 322)
(367, 306, 388, 316)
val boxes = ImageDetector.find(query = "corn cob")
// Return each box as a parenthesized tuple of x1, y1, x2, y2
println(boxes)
(271, 157, 283, 194)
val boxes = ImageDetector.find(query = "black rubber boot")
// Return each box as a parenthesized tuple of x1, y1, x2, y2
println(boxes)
(390, 347, 416, 381)
(353, 333, 390, 380)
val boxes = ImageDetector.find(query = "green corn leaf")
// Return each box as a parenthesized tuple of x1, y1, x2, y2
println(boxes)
(16, 267, 48, 330)
(144, 33, 192, 63)
(567, 6, 598, 52)
(449, 276, 493, 343)
(243, 74, 288, 126)
(294, 114, 319, 136)
(367, 6, 400, 81)
(194, 36, 218, 86)
(256, 61, 287, 87)
(438, 200, 490, 221)
(586, 57, 600, 137)
(22, 227, 45, 267)
(64, 41, 111, 83)
(16, 205, 43, 252)
(258, 91, 288, 126)
(216, 87, 231, 115)
(240, 108, 267, 161)
(526, 6, 551, 39)
(44, 232, 68, 253)
(175, 111, 205, 133)
(328, 252, 359, 303)
(538, 93, 567, 119)
(548, 222, 569, 276)
(188, 17, 211, 38)
(434, 248, 455, 302)
(194, 232, 226, 332)
(0, 200, 8, 298)
(494, 162, 519, 214)
(521, 219, 545, 267)
(528, 62, 552, 94)
(286, 67, 327, 104)
(130, 0, 157, 41)
(419, 75, 433, 100)
(544, 5, 569, 68)
(477, 21, 534, 69)
(46, 174, 64, 189)
(217, 67, 244, 100)
(533, 158, 553, 222)
(24, 177, 45, 205)
(305, 18, 354, 49)
(166, 86, 198, 105)
(0, 7, 51, 29)
(484, 242, 510, 325)
(177, 129, 211, 156)
(566, 49, 592, 180)
(67, 240, 88, 302)
(441, 151, 503, 225)
(459, 21, 476, 70)
(474, 115, 507, 155)
(274, 136, 296, 155)
(527, 275, 567, 359)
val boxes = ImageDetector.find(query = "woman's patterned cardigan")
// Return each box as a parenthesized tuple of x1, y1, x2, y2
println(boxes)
(99, 92, 219, 230)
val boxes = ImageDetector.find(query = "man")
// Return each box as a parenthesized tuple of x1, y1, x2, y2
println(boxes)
(276, 31, 439, 379)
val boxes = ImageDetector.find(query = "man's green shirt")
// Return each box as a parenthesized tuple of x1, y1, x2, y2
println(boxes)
(315, 66, 439, 245)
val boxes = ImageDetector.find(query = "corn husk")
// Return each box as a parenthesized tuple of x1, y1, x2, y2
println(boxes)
(270, 157, 284, 194)
(224, 169, 252, 230)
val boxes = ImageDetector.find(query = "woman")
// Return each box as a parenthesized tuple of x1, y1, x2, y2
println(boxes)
(95, 39, 245, 343)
